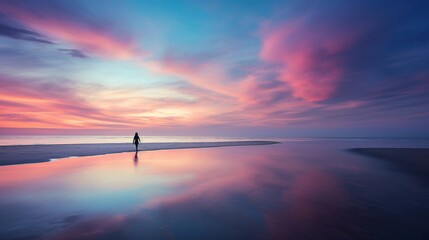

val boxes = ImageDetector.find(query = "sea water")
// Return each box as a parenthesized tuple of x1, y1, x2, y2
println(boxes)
(0, 139, 428, 239)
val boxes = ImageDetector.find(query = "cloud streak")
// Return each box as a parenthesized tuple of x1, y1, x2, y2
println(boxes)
(0, 21, 53, 44)
(0, 1, 141, 59)
(58, 48, 88, 58)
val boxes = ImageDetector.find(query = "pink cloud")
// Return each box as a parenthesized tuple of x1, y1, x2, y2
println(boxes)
(143, 57, 236, 99)
(1, 3, 141, 59)
(0, 76, 143, 129)
(144, 56, 316, 126)
(260, 19, 364, 102)
(0, 75, 240, 130)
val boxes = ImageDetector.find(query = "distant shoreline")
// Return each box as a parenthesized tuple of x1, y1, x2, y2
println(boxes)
(0, 141, 279, 166)
(351, 148, 429, 184)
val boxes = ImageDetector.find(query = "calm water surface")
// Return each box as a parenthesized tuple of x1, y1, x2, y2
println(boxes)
(0, 140, 428, 239)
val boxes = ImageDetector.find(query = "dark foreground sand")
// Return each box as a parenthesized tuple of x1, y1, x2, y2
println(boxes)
(0, 141, 278, 166)
(352, 148, 429, 183)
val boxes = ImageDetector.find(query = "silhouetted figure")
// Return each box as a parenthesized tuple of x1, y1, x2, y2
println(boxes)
(133, 132, 141, 152)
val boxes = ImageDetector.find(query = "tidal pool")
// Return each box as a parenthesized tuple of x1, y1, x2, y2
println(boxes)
(0, 140, 428, 239)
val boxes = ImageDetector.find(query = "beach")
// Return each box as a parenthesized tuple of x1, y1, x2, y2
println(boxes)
(0, 139, 428, 240)
(1, 0, 428, 238)
(0, 141, 278, 165)
(352, 148, 429, 183)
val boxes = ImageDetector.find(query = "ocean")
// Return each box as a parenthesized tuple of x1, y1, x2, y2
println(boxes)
(1, 135, 428, 146)
(0, 139, 428, 239)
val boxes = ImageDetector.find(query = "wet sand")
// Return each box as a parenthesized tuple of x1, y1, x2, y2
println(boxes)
(0, 141, 278, 166)
(351, 148, 429, 183)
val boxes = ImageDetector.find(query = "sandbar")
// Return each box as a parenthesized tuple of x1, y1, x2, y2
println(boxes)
(0, 141, 278, 166)
(351, 148, 429, 183)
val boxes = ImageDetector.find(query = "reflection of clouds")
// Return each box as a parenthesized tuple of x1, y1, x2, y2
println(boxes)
(136, 148, 276, 208)
(144, 168, 256, 208)
(129, 147, 355, 239)
(46, 215, 127, 240)
(264, 170, 348, 239)
(0, 144, 369, 239)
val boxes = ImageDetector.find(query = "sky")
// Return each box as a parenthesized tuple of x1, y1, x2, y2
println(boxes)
(0, 0, 428, 137)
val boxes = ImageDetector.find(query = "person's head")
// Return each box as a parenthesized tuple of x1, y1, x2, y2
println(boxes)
(134, 132, 138, 136)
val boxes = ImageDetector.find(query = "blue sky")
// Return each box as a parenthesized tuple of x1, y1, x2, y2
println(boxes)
(0, 0, 428, 137)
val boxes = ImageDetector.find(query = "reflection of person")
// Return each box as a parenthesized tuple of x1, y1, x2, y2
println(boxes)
(133, 132, 141, 152)
(133, 152, 139, 167)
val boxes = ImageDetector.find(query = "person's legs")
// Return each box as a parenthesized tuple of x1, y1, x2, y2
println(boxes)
(135, 143, 138, 152)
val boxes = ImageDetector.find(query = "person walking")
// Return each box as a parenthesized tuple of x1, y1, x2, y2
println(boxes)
(133, 132, 141, 152)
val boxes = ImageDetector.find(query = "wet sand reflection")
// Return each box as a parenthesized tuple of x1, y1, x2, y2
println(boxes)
(133, 152, 139, 167)
(0, 143, 428, 239)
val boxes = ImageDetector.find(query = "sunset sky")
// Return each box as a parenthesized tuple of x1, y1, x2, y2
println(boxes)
(0, 0, 428, 137)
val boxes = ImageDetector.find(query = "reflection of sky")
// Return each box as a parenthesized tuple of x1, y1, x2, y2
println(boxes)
(0, 0, 428, 136)
(0, 154, 191, 215)
(1, 141, 428, 239)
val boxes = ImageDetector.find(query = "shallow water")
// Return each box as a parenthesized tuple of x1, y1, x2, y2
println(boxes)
(0, 140, 428, 239)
